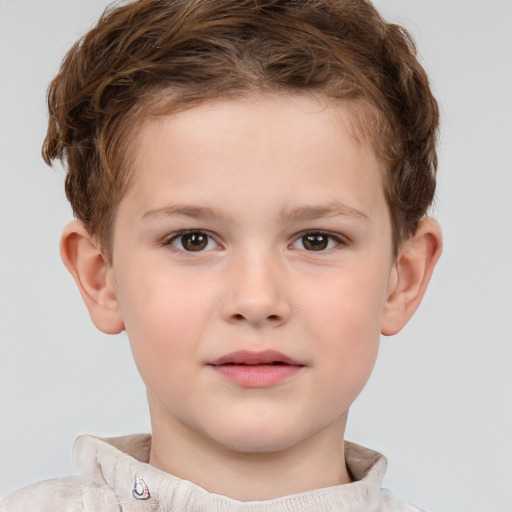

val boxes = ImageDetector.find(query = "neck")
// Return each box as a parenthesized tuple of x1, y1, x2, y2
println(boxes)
(148, 402, 351, 501)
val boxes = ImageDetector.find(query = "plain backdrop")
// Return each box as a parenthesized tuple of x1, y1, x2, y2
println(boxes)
(1, 1, 511, 510)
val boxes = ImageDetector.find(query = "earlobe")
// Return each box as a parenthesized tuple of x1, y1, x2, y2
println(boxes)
(60, 220, 124, 334)
(381, 218, 442, 336)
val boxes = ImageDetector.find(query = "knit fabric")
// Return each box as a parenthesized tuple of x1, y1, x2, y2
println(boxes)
(1, 434, 423, 511)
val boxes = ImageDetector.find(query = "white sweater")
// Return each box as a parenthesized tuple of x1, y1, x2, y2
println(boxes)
(1, 434, 423, 511)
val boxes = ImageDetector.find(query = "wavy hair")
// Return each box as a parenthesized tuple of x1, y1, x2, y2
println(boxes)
(43, 0, 439, 257)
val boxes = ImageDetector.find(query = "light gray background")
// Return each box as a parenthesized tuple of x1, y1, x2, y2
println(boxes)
(1, 1, 511, 510)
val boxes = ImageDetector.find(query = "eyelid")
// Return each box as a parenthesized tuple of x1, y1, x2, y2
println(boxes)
(290, 230, 349, 251)
(160, 228, 348, 252)
(162, 229, 222, 251)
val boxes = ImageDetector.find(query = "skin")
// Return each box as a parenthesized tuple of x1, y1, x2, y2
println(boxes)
(61, 93, 442, 501)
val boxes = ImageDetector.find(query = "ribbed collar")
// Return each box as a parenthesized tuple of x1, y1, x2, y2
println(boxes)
(73, 434, 387, 511)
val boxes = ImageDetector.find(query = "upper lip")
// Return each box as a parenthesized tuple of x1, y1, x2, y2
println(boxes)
(208, 350, 304, 367)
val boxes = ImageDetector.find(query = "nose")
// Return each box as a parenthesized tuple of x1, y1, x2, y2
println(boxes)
(220, 251, 291, 327)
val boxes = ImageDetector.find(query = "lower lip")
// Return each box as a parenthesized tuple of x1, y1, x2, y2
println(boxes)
(209, 364, 303, 387)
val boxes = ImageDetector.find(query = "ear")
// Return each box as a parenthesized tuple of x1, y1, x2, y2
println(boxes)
(381, 218, 442, 336)
(60, 220, 124, 334)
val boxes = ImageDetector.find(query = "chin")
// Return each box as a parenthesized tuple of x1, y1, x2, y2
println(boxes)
(221, 436, 299, 454)
(205, 419, 315, 454)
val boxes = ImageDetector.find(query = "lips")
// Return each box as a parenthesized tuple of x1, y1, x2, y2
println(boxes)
(209, 350, 304, 367)
(207, 350, 305, 387)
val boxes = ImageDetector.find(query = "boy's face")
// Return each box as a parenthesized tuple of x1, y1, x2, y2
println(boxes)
(110, 94, 396, 453)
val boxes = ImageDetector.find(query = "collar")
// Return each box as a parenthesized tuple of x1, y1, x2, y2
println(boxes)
(73, 434, 387, 511)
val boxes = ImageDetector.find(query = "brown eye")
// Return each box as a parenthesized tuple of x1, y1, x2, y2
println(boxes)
(169, 231, 216, 251)
(183, 233, 207, 251)
(302, 233, 329, 251)
(291, 232, 342, 252)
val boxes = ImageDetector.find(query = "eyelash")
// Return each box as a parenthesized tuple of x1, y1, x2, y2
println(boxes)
(162, 230, 220, 252)
(161, 229, 347, 253)
(291, 230, 347, 252)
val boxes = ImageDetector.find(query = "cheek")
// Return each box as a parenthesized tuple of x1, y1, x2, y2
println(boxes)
(124, 302, 190, 391)
(117, 258, 217, 330)
(115, 266, 218, 383)
(296, 266, 387, 388)
(300, 266, 388, 341)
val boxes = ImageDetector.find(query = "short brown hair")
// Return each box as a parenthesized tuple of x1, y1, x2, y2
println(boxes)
(43, 0, 439, 258)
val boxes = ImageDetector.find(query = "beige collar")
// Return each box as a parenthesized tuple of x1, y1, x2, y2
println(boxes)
(73, 434, 387, 511)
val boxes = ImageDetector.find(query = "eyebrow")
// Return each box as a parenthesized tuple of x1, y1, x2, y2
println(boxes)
(141, 205, 235, 223)
(278, 201, 370, 223)
(141, 201, 369, 224)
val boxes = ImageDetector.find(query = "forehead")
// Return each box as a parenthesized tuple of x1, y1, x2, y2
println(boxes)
(122, 93, 387, 222)
(130, 90, 382, 164)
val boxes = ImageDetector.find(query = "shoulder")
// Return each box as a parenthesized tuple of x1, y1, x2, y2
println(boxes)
(1, 477, 86, 512)
(0, 476, 118, 512)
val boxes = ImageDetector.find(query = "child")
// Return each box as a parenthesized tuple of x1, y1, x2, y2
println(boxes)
(1, 0, 442, 510)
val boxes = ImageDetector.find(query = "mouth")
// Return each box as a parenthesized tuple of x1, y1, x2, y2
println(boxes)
(209, 349, 304, 367)
(207, 350, 305, 387)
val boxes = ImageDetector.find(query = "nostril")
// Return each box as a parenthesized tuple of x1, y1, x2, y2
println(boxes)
(224, 298, 290, 325)
(231, 313, 281, 322)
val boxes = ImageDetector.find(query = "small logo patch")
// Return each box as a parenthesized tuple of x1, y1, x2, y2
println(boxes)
(132, 477, 150, 500)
